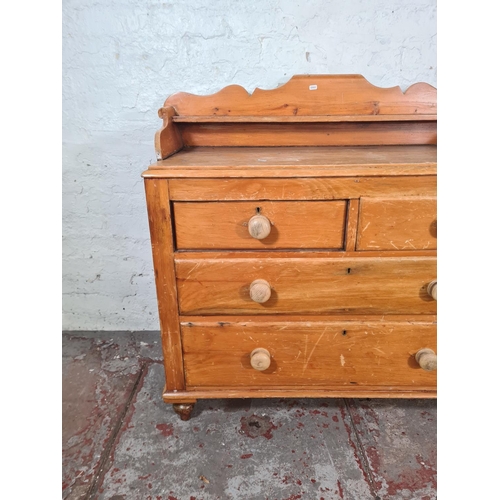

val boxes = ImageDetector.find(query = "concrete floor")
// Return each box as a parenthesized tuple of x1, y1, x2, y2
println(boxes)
(62, 332, 437, 500)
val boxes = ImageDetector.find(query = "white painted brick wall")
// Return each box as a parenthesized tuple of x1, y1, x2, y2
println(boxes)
(62, 0, 436, 330)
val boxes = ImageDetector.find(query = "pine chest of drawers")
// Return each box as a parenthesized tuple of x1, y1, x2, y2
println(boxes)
(143, 75, 437, 421)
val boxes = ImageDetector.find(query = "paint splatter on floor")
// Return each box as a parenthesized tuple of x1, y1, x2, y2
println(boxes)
(63, 332, 436, 500)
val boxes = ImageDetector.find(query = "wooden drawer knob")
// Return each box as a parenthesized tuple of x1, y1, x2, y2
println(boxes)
(427, 280, 437, 300)
(250, 348, 271, 371)
(415, 348, 437, 371)
(248, 214, 271, 239)
(249, 279, 272, 303)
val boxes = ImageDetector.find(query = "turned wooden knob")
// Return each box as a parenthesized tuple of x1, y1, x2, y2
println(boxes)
(427, 280, 437, 300)
(248, 214, 271, 239)
(415, 348, 437, 371)
(250, 348, 271, 371)
(249, 279, 272, 303)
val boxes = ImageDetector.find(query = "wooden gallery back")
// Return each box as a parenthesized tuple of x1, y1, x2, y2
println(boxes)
(142, 75, 437, 421)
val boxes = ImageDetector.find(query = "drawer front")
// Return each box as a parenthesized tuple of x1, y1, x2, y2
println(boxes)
(176, 255, 437, 315)
(168, 176, 438, 201)
(173, 201, 347, 250)
(356, 197, 437, 251)
(181, 319, 437, 388)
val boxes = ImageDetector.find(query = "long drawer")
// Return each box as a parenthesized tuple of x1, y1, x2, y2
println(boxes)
(175, 254, 437, 315)
(173, 200, 347, 250)
(181, 317, 437, 388)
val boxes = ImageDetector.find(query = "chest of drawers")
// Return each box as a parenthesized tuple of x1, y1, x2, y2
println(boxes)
(143, 75, 437, 421)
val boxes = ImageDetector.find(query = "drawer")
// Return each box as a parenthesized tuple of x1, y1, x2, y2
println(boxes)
(173, 201, 347, 250)
(175, 254, 437, 315)
(356, 197, 437, 251)
(181, 318, 437, 388)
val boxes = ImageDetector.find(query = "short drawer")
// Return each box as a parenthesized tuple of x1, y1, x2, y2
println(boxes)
(175, 254, 437, 315)
(173, 201, 347, 250)
(181, 318, 437, 388)
(356, 197, 437, 251)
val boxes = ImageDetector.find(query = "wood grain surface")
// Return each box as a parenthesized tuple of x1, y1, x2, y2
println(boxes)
(144, 179, 185, 390)
(143, 145, 437, 178)
(181, 318, 437, 387)
(163, 387, 437, 400)
(178, 121, 436, 147)
(357, 197, 437, 251)
(168, 175, 436, 200)
(163, 75, 436, 117)
(173, 200, 347, 250)
(345, 200, 360, 252)
(154, 106, 184, 160)
(175, 254, 437, 315)
(145, 74, 438, 402)
(172, 114, 438, 123)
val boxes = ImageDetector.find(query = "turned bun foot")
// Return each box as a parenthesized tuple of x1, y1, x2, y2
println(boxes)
(173, 403, 195, 421)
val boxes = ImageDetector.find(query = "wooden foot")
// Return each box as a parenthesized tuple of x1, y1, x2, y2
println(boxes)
(173, 403, 195, 421)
